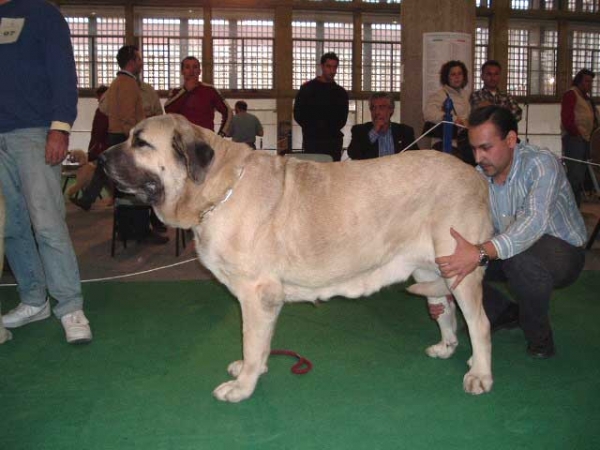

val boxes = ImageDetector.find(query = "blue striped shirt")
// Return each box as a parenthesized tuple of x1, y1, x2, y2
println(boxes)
(477, 142, 587, 260)
(369, 127, 395, 157)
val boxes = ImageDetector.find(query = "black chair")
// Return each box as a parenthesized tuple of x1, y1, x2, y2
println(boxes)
(175, 228, 189, 257)
(110, 195, 153, 257)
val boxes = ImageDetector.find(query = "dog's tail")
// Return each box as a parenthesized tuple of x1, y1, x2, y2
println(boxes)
(406, 279, 451, 298)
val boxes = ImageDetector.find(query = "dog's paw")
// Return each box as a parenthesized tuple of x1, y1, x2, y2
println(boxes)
(213, 380, 255, 403)
(463, 371, 493, 395)
(0, 328, 12, 344)
(227, 360, 269, 378)
(425, 341, 458, 359)
(227, 360, 244, 378)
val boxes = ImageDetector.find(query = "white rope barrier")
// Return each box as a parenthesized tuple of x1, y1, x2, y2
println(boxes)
(0, 257, 199, 288)
(561, 156, 600, 167)
(400, 121, 600, 168)
(400, 120, 467, 153)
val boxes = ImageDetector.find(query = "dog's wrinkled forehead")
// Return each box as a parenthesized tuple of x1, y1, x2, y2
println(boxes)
(129, 115, 180, 151)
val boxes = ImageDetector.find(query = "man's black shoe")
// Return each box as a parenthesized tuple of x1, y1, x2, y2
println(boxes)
(490, 303, 519, 333)
(70, 196, 91, 212)
(527, 333, 556, 359)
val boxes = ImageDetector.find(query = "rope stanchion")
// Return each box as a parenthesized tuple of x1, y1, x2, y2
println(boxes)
(270, 349, 313, 375)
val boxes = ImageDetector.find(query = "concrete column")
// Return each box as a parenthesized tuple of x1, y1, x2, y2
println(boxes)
(400, 0, 476, 135)
(490, 0, 510, 91)
(203, 8, 213, 85)
(274, 4, 293, 154)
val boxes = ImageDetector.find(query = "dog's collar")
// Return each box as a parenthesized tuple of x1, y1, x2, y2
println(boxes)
(198, 165, 245, 222)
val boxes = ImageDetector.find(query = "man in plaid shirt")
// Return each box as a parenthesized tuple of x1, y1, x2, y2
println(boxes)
(470, 60, 522, 122)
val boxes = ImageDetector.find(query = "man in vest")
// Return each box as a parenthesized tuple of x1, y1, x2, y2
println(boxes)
(560, 69, 599, 207)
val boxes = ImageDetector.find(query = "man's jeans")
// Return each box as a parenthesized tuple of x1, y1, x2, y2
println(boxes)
(482, 234, 585, 344)
(0, 127, 83, 317)
(562, 135, 589, 208)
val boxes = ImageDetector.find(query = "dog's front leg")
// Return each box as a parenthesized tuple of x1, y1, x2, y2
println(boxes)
(213, 283, 283, 403)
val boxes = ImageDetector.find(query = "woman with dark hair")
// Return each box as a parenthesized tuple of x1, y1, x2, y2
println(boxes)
(423, 60, 473, 164)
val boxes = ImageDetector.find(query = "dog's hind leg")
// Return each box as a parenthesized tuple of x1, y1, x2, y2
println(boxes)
(412, 269, 458, 359)
(452, 268, 493, 395)
(213, 280, 284, 403)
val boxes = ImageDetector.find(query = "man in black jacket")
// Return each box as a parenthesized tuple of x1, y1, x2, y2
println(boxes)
(294, 52, 349, 161)
(348, 92, 419, 160)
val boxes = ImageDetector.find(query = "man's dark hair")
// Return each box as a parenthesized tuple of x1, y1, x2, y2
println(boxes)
(440, 60, 469, 88)
(117, 45, 139, 69)
(181, 56, 200, 71)
(235, 100, 248, 111)
(321, 52, 339, 65)
(96, 85, 109, 98)
(481, 60, 502, 73)
(572, 68, 595, 87)
(469, 105, 518, 139)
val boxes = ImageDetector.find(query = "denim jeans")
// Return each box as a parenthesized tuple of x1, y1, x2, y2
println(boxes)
(0, 127, 83, 317)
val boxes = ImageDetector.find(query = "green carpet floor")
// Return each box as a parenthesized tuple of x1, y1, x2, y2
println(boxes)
(1, 273, 599, 450)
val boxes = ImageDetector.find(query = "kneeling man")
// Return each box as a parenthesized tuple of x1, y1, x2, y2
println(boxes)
(434, 106, 586, 358)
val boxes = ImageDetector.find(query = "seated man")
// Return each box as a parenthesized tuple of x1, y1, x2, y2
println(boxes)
(347, 92, 418, 160)
(433, 105, 587, 359)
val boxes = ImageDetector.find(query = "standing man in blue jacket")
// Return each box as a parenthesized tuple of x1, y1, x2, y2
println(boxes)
(0, 0, 92, 343)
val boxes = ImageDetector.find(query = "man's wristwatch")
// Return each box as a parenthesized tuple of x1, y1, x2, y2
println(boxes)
(477, 245, 490, 267)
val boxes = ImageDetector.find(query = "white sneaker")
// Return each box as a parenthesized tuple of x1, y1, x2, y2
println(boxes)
(61, 310, 92, 344)
(2, 300, 51, 328)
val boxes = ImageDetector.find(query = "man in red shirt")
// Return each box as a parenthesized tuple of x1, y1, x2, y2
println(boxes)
(164, 56, 232, 136)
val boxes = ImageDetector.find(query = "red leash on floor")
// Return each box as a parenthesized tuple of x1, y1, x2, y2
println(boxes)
(270, 349, 313, 374)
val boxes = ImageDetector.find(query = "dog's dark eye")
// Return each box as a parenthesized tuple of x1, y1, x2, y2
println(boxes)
(134, 136, 151, 148)
(132, 130, 154, 150)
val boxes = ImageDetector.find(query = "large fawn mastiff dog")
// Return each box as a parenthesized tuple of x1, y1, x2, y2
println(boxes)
(0, 186, 12, 344)
(102, 114, 494, 403)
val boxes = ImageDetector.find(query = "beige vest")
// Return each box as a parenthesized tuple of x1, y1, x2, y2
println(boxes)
(562, 87, 598, 141)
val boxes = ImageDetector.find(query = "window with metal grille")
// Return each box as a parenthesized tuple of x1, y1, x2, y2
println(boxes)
(292, 17, 353, 91)
(570, 30, 600, 96)
(512, 0, 556, 8)
(568, 0, 600, 12)
(474, 24, 489, 91)
(65, 16, 125, 89)
(362, 20, 401, 92)
(137, 15, 203, 91)
(508, 25, 557, 96)
(362, 0, 401, 3)
(212, 18, 274, 90)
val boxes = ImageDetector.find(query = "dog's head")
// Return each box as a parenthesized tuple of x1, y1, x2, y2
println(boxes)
(101, 114, 215, 206)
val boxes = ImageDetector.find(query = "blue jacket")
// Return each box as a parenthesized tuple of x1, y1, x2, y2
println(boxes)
(0, 0, 78, 133)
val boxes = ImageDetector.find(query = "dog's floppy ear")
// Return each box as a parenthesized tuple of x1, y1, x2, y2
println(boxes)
(172, 128, 214, 184)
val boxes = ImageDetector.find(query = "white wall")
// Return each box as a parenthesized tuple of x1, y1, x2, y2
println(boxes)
(70, 98, 563, 155)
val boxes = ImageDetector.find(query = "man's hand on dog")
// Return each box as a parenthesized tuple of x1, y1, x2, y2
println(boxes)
(435, 227, 479, 289)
